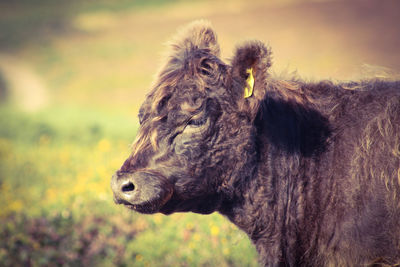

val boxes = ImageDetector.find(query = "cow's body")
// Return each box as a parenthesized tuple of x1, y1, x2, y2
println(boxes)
(220, 80, 400, 266)
(111, 21, 400, 266)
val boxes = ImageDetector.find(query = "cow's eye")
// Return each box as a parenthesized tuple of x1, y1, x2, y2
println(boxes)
(138, 113, 144, 125)
(187, 117, 207, 127)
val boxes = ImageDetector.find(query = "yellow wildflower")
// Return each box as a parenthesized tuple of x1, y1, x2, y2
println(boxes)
(210, 226, 220, 236)
(97, 138, 111, 152)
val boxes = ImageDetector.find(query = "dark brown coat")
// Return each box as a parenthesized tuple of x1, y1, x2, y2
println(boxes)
(111, 21, 400, 266)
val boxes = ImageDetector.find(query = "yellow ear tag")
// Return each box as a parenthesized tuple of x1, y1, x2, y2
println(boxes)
(244, 68, 254, 98)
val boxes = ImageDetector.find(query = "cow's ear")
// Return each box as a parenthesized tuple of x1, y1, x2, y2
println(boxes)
(170, 20, 220, 58)
(230, 41, 272, 120)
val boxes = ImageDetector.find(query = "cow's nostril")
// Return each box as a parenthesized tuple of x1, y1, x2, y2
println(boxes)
(121, 181, 135, 193)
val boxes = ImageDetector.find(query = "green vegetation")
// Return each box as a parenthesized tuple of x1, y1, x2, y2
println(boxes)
(0, 107, 258, 266)
(0, 0, 179, 51)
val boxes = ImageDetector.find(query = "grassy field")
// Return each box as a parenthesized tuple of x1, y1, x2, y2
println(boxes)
(1, 0, 399, 266)
(0, 106, 257, 266)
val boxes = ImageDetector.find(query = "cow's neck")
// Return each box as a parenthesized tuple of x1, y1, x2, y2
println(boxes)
(218, 96, 333, 265)
(219, 145, 328, 265)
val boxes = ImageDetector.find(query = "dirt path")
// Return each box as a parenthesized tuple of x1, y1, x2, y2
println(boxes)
(0, 54, 48, 111)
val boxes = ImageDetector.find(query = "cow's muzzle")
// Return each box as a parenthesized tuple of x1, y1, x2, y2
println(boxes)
(111, 171, 173, 214)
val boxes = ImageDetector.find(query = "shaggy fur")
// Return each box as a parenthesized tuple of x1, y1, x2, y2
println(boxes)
(111, 21, 400, 266)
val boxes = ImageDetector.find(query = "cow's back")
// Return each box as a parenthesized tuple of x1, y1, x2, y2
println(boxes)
(316, 81, 400, 265)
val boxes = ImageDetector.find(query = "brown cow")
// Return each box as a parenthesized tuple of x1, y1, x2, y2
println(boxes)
(111, 21, 400, 266)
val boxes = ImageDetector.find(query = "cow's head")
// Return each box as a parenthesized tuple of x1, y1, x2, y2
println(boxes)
(111, 21, 272, 215)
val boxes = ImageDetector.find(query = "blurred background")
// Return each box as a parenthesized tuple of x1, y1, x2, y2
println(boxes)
(0, 0, 399, 266)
